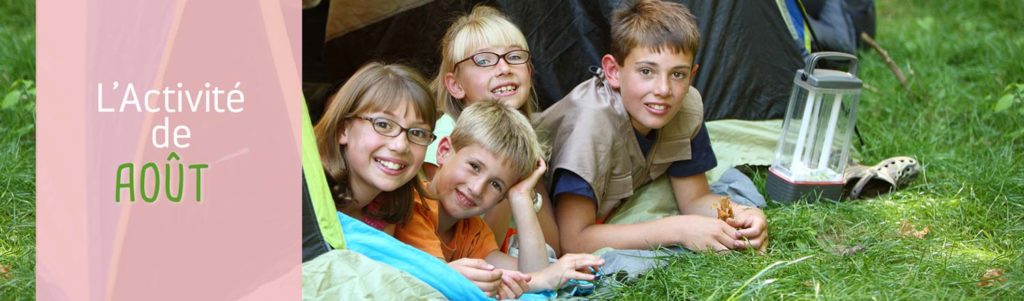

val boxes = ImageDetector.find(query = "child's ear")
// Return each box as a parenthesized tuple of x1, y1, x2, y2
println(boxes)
(444, 73, 466, 100)
(436, 136, 454, 166)
(337, 124, 349, 145)
(601, 54, 621, 89)
(691, 63, 700, 81)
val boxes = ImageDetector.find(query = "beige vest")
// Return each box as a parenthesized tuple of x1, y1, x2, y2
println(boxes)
(535, 76, 704, 217)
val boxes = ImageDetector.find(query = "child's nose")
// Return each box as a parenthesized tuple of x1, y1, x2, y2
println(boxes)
(495, 58, 512, 74)
(654, 76, 671, 97)
(469, 176, 488, 197)
(386, 131, 411, 152)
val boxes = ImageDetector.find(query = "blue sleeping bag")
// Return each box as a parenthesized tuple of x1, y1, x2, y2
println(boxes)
(339, 212, 490, 300)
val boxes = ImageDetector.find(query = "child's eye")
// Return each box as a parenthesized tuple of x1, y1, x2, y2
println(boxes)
(490, 181, 503, 192)
(469, 162, 480, 172)
(474, 57, 493, 66)
(408, 128, 429, 139)
(639, 68, 653, 76)
(373, 119, 393, 130)
(672, 72, 686, 80)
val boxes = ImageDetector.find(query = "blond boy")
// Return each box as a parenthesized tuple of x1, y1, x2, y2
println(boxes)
(395, 101, 603, 299)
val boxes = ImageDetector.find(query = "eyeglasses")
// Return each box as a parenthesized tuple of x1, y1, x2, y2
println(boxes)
(454, 50, 531, 68)
(353, 116, 436, 146)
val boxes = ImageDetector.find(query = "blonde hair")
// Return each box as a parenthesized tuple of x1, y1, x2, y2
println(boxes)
(433, 5, 537, 119)
(610, 0, 700, 64)
(314, 62, 437, 224)
(449, 101, 545, 180)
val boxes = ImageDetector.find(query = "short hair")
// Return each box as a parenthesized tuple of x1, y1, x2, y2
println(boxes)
(314, 62, 437, 224)
(610, 0, 700, 64)
(433, 5, 536, 119)
(449, 101, 544, 180)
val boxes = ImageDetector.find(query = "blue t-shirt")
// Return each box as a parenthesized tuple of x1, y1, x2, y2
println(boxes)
(552, 123, 717, 202)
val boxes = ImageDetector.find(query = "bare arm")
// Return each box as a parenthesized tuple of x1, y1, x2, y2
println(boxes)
(503, 160, 549, 273)
(555, 193, 730, 253)
(670, 172, 724, 217)
(670, 173, 768, 250)
(535, 183, 560, 255)
(484, 178, 561, 255)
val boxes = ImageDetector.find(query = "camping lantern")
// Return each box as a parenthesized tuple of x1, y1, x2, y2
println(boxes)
(767, 52, 862, 202)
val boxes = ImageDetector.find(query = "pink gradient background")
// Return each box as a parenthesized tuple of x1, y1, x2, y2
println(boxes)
(38, 0, 302, 299)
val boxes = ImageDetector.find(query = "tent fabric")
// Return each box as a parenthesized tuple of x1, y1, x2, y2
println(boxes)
(803, 0, 857, 54)
(316, 0, 806, 121)
(339, 212, 491, 300)
(325, 0, 433, 40)
(301, 99, 345, 251)
(302, 249, 445, 300)
(705, 119, 786, 182)
(302, 174, 331, 262)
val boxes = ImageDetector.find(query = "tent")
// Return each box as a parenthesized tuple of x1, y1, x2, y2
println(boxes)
(305, 0, 872, 120)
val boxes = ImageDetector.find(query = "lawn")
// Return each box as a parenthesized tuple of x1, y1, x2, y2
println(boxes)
(2, 0, 1023, 300)
(0, 0, 37, 299)
(604, 0, 1024, 299)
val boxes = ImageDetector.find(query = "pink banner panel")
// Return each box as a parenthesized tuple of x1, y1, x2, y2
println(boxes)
(37, 0, 302, 299)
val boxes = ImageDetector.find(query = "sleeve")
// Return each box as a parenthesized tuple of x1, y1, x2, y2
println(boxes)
(551, 168, 598, 203)
(393, 199, 446, 261)
(667, 123, 718, 177)
(465, 218, 500, 259)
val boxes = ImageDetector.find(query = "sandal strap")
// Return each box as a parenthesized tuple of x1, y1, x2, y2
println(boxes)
(849, 168, 878, 199)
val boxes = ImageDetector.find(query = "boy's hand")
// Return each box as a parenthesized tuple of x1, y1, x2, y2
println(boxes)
(667, 215, 739, 252)
(507, 160, 547, 205)
(448, 258, 503, 297)
(727, 207, 768, 252)
(531, 253, 605, 291)
(495, 269, 531, 299)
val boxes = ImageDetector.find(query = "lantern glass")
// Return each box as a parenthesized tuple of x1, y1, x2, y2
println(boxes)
(772, 79, 860, 184)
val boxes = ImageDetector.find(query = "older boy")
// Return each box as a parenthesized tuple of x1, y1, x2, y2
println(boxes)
(395, 101, 603, 299)
(535, 0, 768, 254)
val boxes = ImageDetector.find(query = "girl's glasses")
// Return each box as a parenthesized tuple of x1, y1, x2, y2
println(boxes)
(455, 50, 531, 68)
(353, 116, 436, 146)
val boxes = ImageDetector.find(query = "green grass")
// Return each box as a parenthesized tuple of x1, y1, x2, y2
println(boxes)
(0, 0, 37, 299)
(604, 0, 1024, 299)
(2, 0, 1023, 299)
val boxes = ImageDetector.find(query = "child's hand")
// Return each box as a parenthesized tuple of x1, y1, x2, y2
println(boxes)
(495, 269, 531, 299)
(531, 253, 605, 291)
(507, 160, 547, 205)
(666, 215, 740, 252)
(727, 207, 768, 252)
(447, 258, 503, 297)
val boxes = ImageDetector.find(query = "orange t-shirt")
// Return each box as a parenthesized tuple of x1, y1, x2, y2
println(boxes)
(395, 192, 498, 262)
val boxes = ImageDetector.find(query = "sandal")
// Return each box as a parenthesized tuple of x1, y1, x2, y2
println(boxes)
(843, 156, 920, 199)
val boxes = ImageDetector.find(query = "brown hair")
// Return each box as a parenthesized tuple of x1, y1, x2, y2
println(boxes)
(610, 0, 700, 64)
(314, 62, 438, 224)
(433, 5, 537, 119)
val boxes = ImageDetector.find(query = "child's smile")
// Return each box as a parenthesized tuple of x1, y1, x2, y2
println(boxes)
(450, 46, 532, 110)
(612, 47, 696, 136)
(340, 102, 429, 202)
(433, 142, 519, 219)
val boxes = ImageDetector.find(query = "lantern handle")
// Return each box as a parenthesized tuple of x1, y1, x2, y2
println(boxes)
(805, 52, 858, 76)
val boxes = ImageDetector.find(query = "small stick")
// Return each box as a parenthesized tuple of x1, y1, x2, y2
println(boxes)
(860, 32, 909, 90)
(861, 32, 925, 102)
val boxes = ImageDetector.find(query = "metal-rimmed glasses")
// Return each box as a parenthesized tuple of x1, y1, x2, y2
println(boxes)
(454, 50, 531, 68)
(353, 116, 436, 146)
